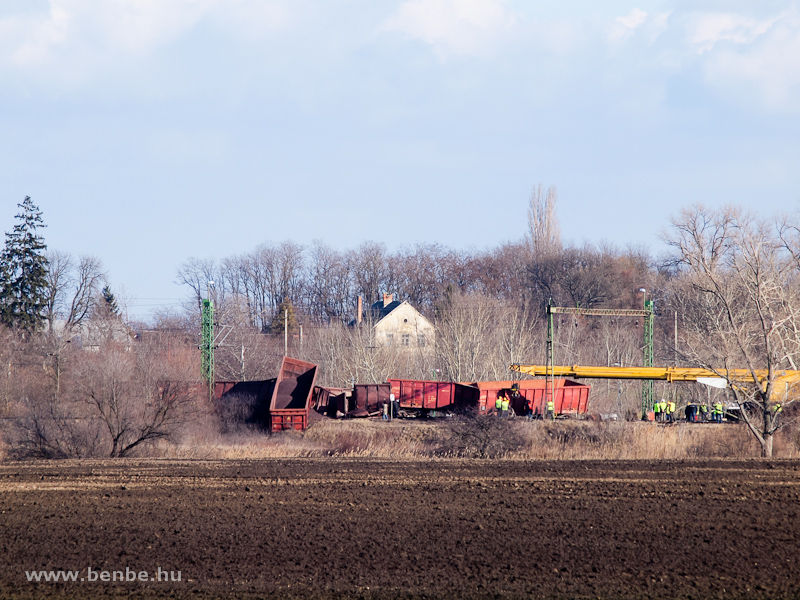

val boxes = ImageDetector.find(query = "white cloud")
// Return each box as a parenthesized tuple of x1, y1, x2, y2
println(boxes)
(381, 0, 517, 60)
(618, 7, 648, 30)
(702, 15, 800, 112)
(2, 0, 215, 69)
(207, 0, 293, 42)
(608, 8, 670, 45)
(7, 5, 71, 67)
(686, 11, 785, 54)
(0, 0, 296, 84)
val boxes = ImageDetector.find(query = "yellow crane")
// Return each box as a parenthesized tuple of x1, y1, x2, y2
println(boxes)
(510, 364, 800, 401)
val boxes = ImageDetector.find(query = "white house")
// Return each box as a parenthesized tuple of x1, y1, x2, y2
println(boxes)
(364, 294, 435, 349)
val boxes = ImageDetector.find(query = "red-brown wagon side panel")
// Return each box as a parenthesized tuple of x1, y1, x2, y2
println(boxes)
(387, 380, 479, 412)
(269, 409, 307, 432)
(470, 379, 590, 416)
(352, 384, 391, 413)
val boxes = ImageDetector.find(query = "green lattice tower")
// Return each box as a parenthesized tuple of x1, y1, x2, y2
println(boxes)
(641, 299, 654, 418)
(201, 299, 215, 396)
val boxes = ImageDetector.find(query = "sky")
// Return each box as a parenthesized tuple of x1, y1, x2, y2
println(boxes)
(2, 0, 800, 322)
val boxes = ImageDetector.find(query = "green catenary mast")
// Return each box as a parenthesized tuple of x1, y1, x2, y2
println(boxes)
(544, 301, 656, 419)
(201, 298, 215, 397)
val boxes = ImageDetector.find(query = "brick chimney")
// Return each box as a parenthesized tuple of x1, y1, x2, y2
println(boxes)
(383, 293, 393, 306)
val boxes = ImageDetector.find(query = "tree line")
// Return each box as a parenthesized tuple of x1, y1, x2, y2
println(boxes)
(174, 239, 653, 330)
(2, 192, 799, 458)
(0, 197, 198, 458)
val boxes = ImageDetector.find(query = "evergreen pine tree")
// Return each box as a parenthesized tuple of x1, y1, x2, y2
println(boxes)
(0, 197, 49, 332)
(101, 285, 119, 317)
(270, 299, 297, 335)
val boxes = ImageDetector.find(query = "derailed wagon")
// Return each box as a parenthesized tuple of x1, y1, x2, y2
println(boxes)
(268, 357, 318, 431)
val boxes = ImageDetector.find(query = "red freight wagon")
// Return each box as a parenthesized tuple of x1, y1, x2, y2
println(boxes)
(268, 357, 318, 432)
(387, 379, 479, 412)
(472, 379, 590, 416)
(352, 383, 392, 413)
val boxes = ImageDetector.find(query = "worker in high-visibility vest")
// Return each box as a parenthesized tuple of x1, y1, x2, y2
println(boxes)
(495, 395, 503, 416)
(666, 400, 676, 423)
(699, 403, 709, 422)
(653, 400, 661, 422)
(713, 401, 724, 423)
(546, 399, 555, 420)
(658, 399, 668, 422)
(501, 396, 510, 418)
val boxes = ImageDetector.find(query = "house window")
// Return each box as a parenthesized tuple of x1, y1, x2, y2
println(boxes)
(386, 334, 394, 345)
(402, 334, 410, 346)
(417, 333, 426, 347)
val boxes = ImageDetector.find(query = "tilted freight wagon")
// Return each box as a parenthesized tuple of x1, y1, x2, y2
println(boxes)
(268, 357, 318, 431)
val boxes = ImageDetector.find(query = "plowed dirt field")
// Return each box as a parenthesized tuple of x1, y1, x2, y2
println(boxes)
(1, 459, 799, 599)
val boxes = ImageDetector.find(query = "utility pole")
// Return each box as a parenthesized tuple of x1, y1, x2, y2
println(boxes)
(284, 308, 288, 356)
(674, 310, 678, 366)
(642, 298, 654, 419)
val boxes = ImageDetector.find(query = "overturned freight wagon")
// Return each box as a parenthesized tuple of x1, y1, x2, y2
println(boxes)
(472, 379, 590, 416)
(268, 357, 318, 431)
(312, 386, 349, 418)
(214, 379, 276, 428)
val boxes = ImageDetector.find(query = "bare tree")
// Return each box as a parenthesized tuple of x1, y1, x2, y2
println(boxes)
(176, 257, 216, 310)
(44, 250, 73, 330)
(61, 338, 203, 457)
(305, 317, 402, 388)
(527, 184, 561, 258)
(665, 205, 800, 457)
(44, 252, 106, 331)
(351, 242, 392, 306)
(40, 253, 106, 399)
(443, 408, 525, 458)
(435, 292, 498, 383)
(468, 243, 529, 300)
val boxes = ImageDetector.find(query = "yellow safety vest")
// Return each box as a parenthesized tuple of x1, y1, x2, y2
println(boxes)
(501, 399, 510, 411)
(667, 402, 676, 413)
(546, 401, 554, 411)
(495, 398, 503, 409)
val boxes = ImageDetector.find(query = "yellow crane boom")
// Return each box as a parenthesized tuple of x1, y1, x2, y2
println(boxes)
(510, 365, 800, 399)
